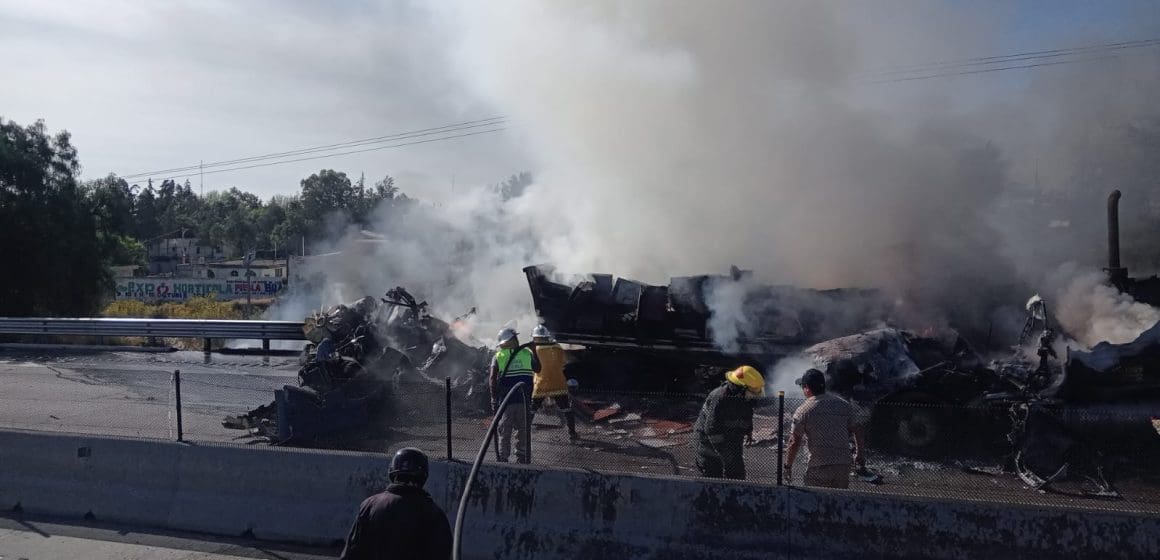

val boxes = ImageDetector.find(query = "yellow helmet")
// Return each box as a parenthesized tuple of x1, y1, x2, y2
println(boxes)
(725, 365, 765, 396)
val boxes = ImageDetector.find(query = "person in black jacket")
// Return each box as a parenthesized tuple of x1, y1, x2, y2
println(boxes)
(340, 447, 452, 560)
(693, 366, 767, 480)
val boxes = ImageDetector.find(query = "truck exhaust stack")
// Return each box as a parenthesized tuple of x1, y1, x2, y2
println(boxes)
(1107, 189, 1128, 287)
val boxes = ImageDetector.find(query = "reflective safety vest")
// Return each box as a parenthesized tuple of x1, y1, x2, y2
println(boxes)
(496, 347, 534, 378)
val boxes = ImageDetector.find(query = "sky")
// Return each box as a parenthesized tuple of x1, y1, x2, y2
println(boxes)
(0, 0, 532, 201)
(0, 0, 1156, 203)
(5, 0, 1160, 347)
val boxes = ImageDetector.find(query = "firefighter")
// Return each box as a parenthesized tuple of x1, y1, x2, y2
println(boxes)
(693, 365, 766, 480)
(339, 447, 452, 560)
(489, 327, 540, 463)
(530, 325, 578, 442)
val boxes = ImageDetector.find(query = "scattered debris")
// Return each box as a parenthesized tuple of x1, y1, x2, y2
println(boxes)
(854, 466, 884, 485)
(638, 438, 681, 449)
(608, 413, 642, 425)
(591, 403, 622, 422)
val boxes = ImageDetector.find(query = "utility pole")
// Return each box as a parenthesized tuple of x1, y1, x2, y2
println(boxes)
(199, 160, 204, 197)
(244, 250, 254, 319)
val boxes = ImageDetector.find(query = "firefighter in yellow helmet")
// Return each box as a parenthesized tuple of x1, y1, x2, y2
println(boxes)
(692, 365, 766, 480)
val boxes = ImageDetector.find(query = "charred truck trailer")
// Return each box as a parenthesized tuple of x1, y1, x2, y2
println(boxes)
(522, 264, 891, 392)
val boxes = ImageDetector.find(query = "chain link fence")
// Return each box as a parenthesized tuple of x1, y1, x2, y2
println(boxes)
(5, 362, 1159, 513)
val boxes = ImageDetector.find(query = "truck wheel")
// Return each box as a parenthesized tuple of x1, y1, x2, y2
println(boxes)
(874, 394, 952, 458)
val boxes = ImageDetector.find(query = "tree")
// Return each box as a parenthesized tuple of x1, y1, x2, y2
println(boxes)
(301, 169, 354, 219)
(87, 174, 136, 236)
(494, 171, 533, 201)
(0, 118, 109, 315)
(133, 182, 161, 239)
(350, 174, 400, 224)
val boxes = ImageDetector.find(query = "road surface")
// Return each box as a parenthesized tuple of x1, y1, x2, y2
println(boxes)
(0, 513, 338, 560)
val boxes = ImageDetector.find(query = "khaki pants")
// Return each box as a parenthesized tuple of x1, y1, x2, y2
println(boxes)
(804, 463, 850, 489)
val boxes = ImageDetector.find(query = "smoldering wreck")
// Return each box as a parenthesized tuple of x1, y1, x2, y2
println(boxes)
(224, 287, 493, 444)
(225, 189, 1160, 497)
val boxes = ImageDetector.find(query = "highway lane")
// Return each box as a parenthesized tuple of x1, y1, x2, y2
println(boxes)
(0, 348, 296, 441)
(0, 514, 339, 560)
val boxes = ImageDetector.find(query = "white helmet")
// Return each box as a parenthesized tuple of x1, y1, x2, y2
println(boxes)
(496, 327, 518, 345)
(532, 324, 552, 340)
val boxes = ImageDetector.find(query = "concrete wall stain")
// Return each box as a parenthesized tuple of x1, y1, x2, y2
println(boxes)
(579, 476, 620, 524)
(495, 469, 539, 518)
(347, 466, 391, 495)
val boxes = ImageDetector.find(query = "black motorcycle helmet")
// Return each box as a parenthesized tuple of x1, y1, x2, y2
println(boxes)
(389, 447, 429, 485)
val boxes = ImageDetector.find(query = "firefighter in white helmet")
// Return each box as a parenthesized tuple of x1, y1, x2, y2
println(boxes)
(530, 325, 578, 442)
(489, 327, 540, 463)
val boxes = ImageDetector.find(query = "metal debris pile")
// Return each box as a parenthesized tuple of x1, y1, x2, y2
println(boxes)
(223, 287, 491, 444)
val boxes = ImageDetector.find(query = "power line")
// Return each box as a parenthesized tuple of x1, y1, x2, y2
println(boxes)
(121, 116, 506, 179)
(867, 52, 1136, 84)
(865, 36, 1160, 77)
(862, 36, 1160, 83)
(143, 126, 507, 181)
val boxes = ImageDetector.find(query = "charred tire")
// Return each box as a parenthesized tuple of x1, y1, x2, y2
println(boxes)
(872, 394, 953, 458)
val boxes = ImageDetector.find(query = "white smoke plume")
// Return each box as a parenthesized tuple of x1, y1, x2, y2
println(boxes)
(277, 1, 1160, 353)
(1052, 265, 1160, 348)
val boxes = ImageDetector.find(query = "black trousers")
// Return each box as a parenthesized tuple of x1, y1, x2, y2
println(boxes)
(695, 435, 746, 480)
(532, 395, 576, 437)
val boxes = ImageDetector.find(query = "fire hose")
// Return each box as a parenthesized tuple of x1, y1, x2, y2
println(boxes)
(452, 381, 530, 560)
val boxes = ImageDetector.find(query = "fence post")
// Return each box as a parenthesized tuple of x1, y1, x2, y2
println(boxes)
(776, 390, 785, 486)
(173, 369, 184, 442)
(445, 377, 453, 461)
(523, 386, 532, 463)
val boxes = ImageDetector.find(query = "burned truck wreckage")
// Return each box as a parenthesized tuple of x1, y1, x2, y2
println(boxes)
(525, 223, 1160, 496)
(223, 287, 492, 444)
(221, 191, 1158, 496)
(522, 264, 892, 392)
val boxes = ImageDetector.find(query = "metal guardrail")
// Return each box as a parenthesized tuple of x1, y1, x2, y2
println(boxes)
(0, 317, 306, 340)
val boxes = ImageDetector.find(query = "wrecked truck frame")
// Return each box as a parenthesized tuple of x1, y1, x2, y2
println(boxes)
(523, 264, 890, 392)
(803, 328, 1019, 458)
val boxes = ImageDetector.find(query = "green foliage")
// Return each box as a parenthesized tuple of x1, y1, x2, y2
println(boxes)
(108, 235, 146, 267)
(0, 118, 109, 316)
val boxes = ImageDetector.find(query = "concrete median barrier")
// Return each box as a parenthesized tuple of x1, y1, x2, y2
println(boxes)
(0, 430, 395, 544)
(444, 461, 1160, 560)
(2, 429, 1157, 559)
